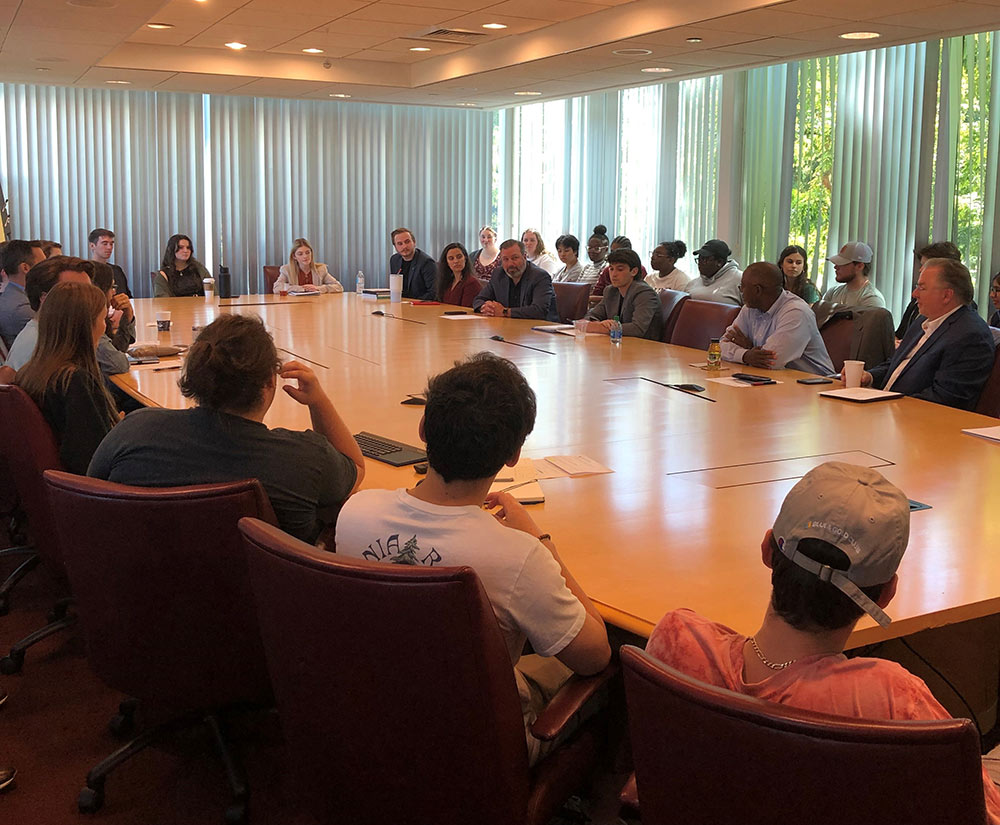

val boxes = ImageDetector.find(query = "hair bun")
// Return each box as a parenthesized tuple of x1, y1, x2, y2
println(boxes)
(593, 224, 607, 235)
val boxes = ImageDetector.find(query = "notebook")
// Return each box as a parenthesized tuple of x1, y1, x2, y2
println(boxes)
(819, 387, 903, 403)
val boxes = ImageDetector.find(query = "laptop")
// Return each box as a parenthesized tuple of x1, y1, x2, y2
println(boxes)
(353, 431, 427, 467)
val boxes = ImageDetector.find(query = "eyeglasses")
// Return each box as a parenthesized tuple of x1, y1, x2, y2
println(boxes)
(990, 286, 1000, 294)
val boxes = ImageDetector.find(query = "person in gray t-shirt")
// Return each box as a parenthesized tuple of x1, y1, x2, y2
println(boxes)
(88, 314, 365, 544)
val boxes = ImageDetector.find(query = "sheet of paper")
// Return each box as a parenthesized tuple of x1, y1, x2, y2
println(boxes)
(532, 324, 574, 333)
(707, 377, 783, 388)
(962, 425, 1000, 443)
(545, 455, 613, 476)
(440, 314, 488, 320)
(488, 457, 544, 503)
(288, 290, 320, 296)
(819, 387, 902, 403)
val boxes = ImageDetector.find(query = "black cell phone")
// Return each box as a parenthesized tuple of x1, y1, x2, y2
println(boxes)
(732, 373, 775, 385)
(443, 310, 467, 315)
(797, 377, 834, 385)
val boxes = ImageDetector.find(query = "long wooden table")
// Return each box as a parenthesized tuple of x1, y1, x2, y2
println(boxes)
(114, 293, 1000, 647)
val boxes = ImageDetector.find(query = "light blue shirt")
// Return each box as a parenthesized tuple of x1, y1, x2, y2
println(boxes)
(4, 317, 37, 370)
(721, 290, 834, 376)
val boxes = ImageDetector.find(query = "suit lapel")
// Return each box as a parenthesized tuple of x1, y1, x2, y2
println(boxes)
(895, 308, 962, 379)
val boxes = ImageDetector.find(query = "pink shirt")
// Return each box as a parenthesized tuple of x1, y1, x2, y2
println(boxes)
(647, 609, 1000, 823)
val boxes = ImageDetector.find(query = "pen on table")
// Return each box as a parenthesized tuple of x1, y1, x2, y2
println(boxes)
(153, 365, 182, 372)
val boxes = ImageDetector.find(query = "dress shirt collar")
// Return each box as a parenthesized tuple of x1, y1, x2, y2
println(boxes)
(920, 304, 961, 337)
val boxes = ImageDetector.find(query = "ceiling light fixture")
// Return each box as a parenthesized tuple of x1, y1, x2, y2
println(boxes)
(514, 90, 541, 96)
(457, 102, 478, 106)
(146, 22, 174, 29)
(640, 67, 672, 73)
(409, 46, 431, 52)
(225, 41, 247, 50)
(482, 23, 506, 29)
(302, 47, 324, 53)
(106, 79, 131, 84)
(613, 48, 652, 56)
(685, 37, 703, 43)
(329, 93, 351, 98)
(839, 31, 880, 40)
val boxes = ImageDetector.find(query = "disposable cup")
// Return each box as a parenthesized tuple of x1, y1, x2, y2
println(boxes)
(843, 360, 864, 388)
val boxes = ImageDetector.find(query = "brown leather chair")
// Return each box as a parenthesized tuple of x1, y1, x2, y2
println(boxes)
(819, 307, 895, 372)
(0, 385, 75, 669)
(240, 517, 615, 825)
(657, 289, 689, 343)
(820, 312, 854, 373)
(620, 645, 987, 825)
(263, 265, 281, 293)
(976, 341, 1000, 417)
(43, 471, 278, 822)
(668, 299, 740, 350)
(552, 281, 591, 323)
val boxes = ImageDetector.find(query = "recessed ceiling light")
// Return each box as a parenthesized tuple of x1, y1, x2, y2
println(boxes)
(839, 31, 880, 40)
(36, 67, 51, 72)
(225, 41, 247, 50)
(302, 47, 324, 54)
(514, 91, 541, 96)
(457, 102, 478, 106)
(640, 67, 672, 73)
(686, 37, 703, 43)
(146, 22, 174, 29)
(409, 46, 431, 52)
(106, 79, 131, 84)
(482, 22, 507, 29)
(329, 93, 351, 98)
(613, 48, 652, 56)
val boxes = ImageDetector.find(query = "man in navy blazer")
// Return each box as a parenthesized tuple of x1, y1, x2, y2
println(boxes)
(473, 240, 560, 323)
(388, 227, 436, 300)
(858, 257, 995, 410)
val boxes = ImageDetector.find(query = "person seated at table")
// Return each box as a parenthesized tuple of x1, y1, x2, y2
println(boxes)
(87, 314, 364, 545)
(39, 240, 62, 259)
(0, 240, 46, 349)
(15, 281, 119, 474)
(895, 242, 963, 340)
(153, 234, 211, 297)
(471, 225, 502, 279)
(435, 242, 480, 307)
(645, 240, 689, 291)
(4, 256, 93, 372)
(721, 262, 833, 375)
(590, 236, 647, 301)
(820, 242, 885, 309)
(90, 262, 135, 376)
(990, 272, 1000, 328)
(552, 234, 584, 282)
(579, 225, 610, 285)
(583, 249, 662, 340)
(273, 237, 343, 295)
(389, 228, 436, 300)
(685, 239, 742, 305)
(335, 352, 611, 765)
(853, 258, 994, 410)
(645, 461, 1000, 824)
(473, 240, 560, 322)
(777, 244, 819, 305)
(521, 229, 560, 276)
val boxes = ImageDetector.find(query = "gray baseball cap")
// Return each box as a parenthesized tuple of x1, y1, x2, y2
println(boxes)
(827, 242, 873, 266)
(772, 462, 910, 627)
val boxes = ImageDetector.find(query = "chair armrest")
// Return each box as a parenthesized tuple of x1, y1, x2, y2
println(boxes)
(619, 773, 639, 814)
(529, 663, 618, 741)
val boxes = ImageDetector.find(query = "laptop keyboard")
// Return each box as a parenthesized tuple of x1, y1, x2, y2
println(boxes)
(354, 433, 404, 458)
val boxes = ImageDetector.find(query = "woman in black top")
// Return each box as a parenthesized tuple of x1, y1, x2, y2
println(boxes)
(15, 281, 119, 474)
(154, 234, 209, 297)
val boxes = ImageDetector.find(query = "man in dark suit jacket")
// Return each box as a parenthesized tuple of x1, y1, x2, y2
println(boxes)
(388, 227, 435, 300)
(859, 257, 995, 410)
(473, 240, 559, 323)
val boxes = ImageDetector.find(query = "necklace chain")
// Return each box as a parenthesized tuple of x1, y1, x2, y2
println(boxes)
(747, 636, 797, 671)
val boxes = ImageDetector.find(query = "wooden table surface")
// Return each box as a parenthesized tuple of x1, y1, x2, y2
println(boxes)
(115, 294, 1000, 646)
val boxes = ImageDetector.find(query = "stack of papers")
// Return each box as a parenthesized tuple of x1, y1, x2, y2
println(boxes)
(533, 455, 613, 479)
(488, 457, 544, 504)
(962, 425, 1000, 443)
(819, 387, 902, 403)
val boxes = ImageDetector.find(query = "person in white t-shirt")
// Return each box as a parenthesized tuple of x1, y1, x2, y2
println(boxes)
(336, 353, 611, 764)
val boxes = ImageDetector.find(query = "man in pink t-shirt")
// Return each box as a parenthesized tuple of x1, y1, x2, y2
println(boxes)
(646, 461, 1000, 823)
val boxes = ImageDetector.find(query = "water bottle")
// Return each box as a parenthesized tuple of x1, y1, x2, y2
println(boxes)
(707, 337, 722, 370)
(610, 316, 623, 346)
(356, 270, 365, 294)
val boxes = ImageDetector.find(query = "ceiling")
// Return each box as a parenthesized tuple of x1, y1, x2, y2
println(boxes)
(2, 0, 1000, 107)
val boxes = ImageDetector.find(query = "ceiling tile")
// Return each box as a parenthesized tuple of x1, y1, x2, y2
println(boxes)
(266, 39, 357, 58)
(75, 66, 178, 86)
(215, 9, 337, 31)
(487, 0, 606, 23)
(185, 24, 314, 51)
(227, 77, 330, 96)
(344, 3, 463, 25)
(784, 20, 929, 41)
(381, 0, 494, 9)
(437, 11, 549, 35)
(239, 0, 366, 14)
(345, 48, 435, 63)
(695, 9, 852, 36)
(870, 3, 1000, 31)
(322, 18, 426, 38)
(780, 0, 950, 20)
(154, 72, 260, 93)
(369, 37, 468, 54)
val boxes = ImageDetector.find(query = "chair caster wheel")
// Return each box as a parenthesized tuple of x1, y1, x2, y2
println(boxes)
(108, 712, 134, 738)
(78, 785, 105, 813)
(224, 801, 247, 824)
(0, 652, 23, 675)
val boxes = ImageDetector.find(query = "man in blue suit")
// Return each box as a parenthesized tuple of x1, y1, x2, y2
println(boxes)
(857, 257, 995, 410)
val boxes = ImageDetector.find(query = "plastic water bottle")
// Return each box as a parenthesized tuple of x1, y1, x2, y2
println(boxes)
(707, 337, 722, 370)
(356, 270, 365, 294)
(610, 316, 623, 346)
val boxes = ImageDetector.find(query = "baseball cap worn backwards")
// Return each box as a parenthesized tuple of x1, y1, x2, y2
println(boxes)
(827, 242, 873, 266)
(772, 462, 910, 627)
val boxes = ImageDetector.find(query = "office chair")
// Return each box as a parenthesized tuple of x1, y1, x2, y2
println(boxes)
(669, 300, 740, 350)
(552, 281, 591, 322)
(262, 265, 281, 294)
(657, 289, 689, 343)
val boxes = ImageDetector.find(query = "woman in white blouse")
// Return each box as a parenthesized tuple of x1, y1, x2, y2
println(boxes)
(273, 238, 344, 294)
(645, 240, 690, 291)
(521, 229, 561, 276)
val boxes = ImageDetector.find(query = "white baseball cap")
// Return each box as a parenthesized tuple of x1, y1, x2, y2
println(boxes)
(827, 242, 873, 266)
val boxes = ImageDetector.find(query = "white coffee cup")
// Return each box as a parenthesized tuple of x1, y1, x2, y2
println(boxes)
(389, 273, 403, 303)
(843, 359, 865, 388)
(203, 278, 215, 300)
(155, 310, 172, 332)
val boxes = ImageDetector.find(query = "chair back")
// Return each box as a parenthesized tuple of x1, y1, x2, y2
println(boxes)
(669, 300, 740, 350)
(976, 341, 1000, 417)
(820, 312, 854, 373)
(552, 281, 591, 322)
(263, 265, 281, 293)
(657, 289, 689, 343)
(240, 518, 532, 825)
(0, 385, 65, 571)
(621, 645, 987, 825)
(43, 471, 277, 710)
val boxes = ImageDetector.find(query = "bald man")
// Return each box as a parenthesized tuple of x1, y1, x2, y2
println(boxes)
(721, 262, 834, 375)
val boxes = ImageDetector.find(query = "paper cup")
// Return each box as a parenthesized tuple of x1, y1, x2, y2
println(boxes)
(155, 310, 172, 332)
(389, 273, 403, 303)
(843, 360, 864, 388)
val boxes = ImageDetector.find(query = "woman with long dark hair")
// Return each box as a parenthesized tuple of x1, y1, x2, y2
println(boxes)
(778, 244, 819, 304)
(435, 243, 480, 307)
(154, 234, 210, 297)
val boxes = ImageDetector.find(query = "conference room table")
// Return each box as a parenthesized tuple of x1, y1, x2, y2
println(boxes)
(113, 292, 1000, 649)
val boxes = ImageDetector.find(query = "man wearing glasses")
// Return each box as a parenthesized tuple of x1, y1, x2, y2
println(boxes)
(850, 258, 995, 410)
